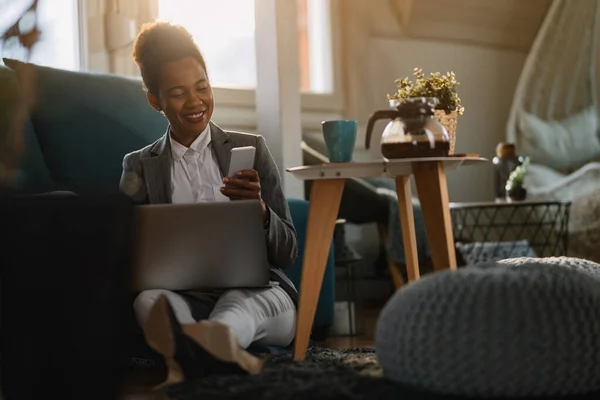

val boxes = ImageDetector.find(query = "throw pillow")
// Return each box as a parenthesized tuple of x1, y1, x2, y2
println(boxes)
(456, 240, 537, 266)
(518, 106, 600, 173)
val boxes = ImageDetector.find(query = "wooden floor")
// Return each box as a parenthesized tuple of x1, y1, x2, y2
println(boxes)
(120, 306, 382, 399)
(318, 307, 379, 349)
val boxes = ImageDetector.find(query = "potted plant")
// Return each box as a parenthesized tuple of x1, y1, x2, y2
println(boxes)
(388, 68, 465, 154)
(505, 157, 530, 201)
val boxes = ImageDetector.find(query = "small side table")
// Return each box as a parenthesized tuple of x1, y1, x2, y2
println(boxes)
(450, 200, 571, 265)
(287, 156, 487, 360)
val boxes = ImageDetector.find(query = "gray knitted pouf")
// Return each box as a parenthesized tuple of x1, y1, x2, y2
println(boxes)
(375, 261, 600, 398)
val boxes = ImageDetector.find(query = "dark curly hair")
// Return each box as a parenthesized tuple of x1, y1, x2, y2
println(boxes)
(132, 20, 208, 96)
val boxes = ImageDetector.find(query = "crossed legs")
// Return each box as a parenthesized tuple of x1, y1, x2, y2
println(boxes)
(133, 286, 296, 349)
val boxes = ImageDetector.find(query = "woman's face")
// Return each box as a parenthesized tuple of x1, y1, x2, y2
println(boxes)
(148, 56, 214, 141)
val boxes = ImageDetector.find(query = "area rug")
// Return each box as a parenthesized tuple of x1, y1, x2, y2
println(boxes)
(164, 347, 411, 400)
(156, 346, 600, 400)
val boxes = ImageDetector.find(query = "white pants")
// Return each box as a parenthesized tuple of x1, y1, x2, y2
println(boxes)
(133, 285, 296, 349)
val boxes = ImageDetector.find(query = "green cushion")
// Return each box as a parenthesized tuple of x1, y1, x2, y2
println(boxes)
(0, 65, 54, 192)
(4, 59, 167, 193)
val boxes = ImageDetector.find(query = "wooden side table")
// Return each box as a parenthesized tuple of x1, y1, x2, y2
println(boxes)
(286, 157, 487, 360)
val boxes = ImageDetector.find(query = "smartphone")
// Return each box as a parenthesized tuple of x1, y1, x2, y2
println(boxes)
(227, 146, 256, 177)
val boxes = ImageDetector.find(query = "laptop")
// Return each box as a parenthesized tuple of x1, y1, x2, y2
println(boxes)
(131, 199, 271, 291)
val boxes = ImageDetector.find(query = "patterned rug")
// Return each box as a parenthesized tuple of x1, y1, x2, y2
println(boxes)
(164, 347, 409, 400)
(145, 346, 600, 400)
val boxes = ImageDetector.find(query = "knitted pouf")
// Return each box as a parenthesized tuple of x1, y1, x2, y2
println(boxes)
(375, 260, 600, 398)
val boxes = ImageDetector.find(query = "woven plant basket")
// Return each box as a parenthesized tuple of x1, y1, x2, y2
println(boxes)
(434, 110, 458, 155)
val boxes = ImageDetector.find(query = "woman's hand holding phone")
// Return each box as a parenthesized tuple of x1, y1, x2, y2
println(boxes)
(221, 146, 268, 223)
(221, 170, 268, 223)
(221, 169, 260, 199)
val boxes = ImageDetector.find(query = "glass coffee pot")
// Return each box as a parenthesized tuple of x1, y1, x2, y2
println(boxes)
(365, 97, 450, 159)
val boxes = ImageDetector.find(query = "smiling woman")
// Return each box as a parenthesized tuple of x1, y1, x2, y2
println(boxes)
(157, 0, 333, 94)
(132, 22, 214, 145)
(120, 21, 302, 386)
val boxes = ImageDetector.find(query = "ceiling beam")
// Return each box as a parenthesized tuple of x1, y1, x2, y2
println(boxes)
(389, 0, 552, 51)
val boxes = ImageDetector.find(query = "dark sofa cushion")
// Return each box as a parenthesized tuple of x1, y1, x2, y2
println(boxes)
(4, 59, 167, 193)
(0, 65, 54, 192)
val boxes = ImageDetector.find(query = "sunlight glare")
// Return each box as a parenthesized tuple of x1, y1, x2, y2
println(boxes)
(158, 0, 257, 88)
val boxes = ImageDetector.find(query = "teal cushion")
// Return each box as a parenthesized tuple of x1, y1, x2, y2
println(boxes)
(0, 65, 54, 192)
(4, 59, 167, 193)
(285, 198, 335, 327)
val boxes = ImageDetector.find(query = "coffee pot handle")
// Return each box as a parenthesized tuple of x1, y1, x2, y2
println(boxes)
(365, 110, 401, 149)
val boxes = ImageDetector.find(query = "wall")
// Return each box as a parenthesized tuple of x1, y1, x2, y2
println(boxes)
(341, 0, 537, 202)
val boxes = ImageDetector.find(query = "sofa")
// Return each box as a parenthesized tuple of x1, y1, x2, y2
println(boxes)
(0, 59, 335, 347)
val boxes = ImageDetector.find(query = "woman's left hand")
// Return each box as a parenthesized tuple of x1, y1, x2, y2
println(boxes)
(221, 170, 268, 222)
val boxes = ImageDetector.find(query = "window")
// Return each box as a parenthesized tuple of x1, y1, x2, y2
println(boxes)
(158, 0, 256, 89)
(157, 0, 333, 93)
(297, 0, 333, 94)
(1, 0, 80, 71)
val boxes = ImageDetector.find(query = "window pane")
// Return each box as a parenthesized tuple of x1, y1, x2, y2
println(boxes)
(297, 0, 311, 91)
(298, 0, 333, 94)
(158, 0, 257, 89)
(1, 0, 80, 71)
(158, 0, 333, 93)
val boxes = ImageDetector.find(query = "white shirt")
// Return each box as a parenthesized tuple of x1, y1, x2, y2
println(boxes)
(169, 124, 229, 203)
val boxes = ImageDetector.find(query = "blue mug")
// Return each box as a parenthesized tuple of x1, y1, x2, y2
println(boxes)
(322, 120, 358, 163)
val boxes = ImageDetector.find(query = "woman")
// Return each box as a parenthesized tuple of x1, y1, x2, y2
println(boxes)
(119, 21, 299, 385)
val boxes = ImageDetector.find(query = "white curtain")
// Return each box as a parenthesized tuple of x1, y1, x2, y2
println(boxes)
(84, 0, 158, 75)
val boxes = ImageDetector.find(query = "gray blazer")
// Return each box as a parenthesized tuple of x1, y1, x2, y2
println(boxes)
(119, 121, 299, 303)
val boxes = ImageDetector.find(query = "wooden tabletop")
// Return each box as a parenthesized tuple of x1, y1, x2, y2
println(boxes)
(286, 156, 487, 181)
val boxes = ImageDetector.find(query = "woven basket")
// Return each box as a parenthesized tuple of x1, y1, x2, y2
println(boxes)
(434, 110, 458, 155)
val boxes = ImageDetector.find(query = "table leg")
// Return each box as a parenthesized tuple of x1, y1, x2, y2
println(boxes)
(395, 175, 421, 281)
(413, 162, 457, 271)
(293, 179, 345, 361)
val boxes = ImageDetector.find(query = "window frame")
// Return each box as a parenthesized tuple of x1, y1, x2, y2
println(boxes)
(77, 0, 344, 128)
(211, 0, 344, 115)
